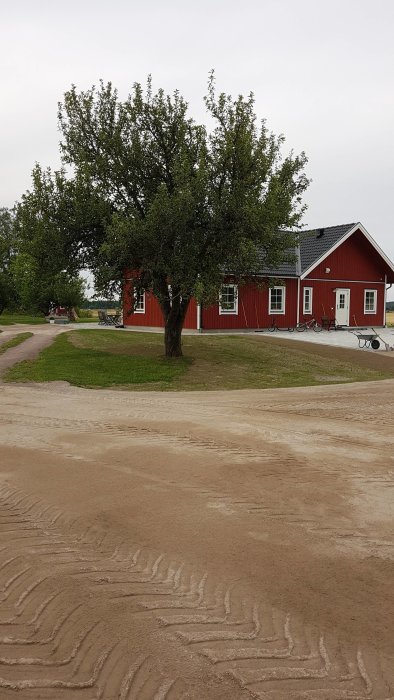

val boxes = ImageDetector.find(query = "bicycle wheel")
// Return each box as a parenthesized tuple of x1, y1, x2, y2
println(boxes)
(296, 323, 306, 332)
(268, 318, 276, 332)
(313, 322, 323, 332)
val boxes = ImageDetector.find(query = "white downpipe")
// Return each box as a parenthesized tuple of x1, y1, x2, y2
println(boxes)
(197, 303, 201, 332)
(384, 274, 387, 326)
(296, 242, 301, 326)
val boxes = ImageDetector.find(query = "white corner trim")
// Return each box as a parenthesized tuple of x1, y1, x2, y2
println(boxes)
(384, 274, 387, 326)
(300, 223, 394, 280)
(197, 303, 201, 330)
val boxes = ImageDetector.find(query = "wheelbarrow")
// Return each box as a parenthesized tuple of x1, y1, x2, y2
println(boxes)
(349, 329, 394, 351)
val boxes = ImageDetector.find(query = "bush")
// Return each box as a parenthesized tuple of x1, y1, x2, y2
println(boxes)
(2, 308, 45, 317)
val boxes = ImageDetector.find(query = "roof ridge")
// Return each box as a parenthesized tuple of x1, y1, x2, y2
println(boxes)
(299, 222, 357, 234)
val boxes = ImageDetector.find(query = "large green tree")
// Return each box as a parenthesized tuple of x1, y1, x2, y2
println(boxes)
(11, 253, 85, 317)
(58, 75, 309, 356)
(15, 164, 109, 315)
(0, 208, 19, 314)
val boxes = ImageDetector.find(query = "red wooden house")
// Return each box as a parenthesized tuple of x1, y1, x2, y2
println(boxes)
(123, 223, 394, 330)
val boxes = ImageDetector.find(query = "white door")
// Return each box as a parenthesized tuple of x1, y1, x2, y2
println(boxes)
(335, 288, 350, 326)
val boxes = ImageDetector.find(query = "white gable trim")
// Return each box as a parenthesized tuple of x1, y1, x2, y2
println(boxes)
(300, 223, 394, 280)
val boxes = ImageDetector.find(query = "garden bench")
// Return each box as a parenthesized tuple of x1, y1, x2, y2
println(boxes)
(98, 310, 121, 326)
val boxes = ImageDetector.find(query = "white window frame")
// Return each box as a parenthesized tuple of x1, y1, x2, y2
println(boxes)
(134, 289, 145, 313)
(303, 287, 313, 315)
(364, 289, 377, 314)
(219, 284, 238, 315)
(269, 286, 286, 315)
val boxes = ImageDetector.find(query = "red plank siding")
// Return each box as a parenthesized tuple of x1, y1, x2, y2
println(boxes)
(305, 229, 389, 282)
(299, 280, 385, 327)
(123, 281, 197, 328)
(303, 229, 388, 326)
(201, 279, 298, 330)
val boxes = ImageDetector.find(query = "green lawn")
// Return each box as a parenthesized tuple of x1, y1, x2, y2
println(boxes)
(5, 329, 394, 390)
(0, 333, 33, 354)
(0, 314, 100, 326)
(5, 332, 189, 388)
(0, 314, 47, 325)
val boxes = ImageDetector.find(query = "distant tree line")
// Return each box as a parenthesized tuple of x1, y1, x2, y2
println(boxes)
(80, 299, 119, 309)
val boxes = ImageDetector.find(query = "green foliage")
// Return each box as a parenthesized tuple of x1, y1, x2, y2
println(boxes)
(16, 164, 110, 274)
(10, 247, 85, 316)
(10, 253, 49, 314)
(0, 314, 46, 325)
(0, 208, 19, 313)
(5, 75, 311, 354)
(80, 299, 119, 309)
(14, 164, 110, 314)
(52, 271, 85, 311)
(58, 74, 310, 355)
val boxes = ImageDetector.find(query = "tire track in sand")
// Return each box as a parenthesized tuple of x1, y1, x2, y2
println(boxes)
(0, 484, 187, 699)
(0, 484, 392, 699)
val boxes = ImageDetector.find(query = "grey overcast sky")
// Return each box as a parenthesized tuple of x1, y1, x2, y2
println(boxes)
(2, 0, 394, 291)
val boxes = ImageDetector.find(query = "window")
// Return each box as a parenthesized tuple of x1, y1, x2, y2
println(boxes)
(134, 289, 145, 313)
(219, 284, 238, 314)
(303, 287, 313, 314)
(364, 289, 377, 314)
(269, 286, 285, 314)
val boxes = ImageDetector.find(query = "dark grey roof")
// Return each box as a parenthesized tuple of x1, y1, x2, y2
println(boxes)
(257, 223, 357, 277)
(256, 250, 297, 276)
(299, 223, 356, 274)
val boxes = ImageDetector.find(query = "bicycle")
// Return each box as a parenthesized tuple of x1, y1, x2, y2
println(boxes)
(295, 317, 323, 332)
(267, 317, 294, 332)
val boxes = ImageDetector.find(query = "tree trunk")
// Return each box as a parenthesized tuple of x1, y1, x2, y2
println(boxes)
(164, 315, 184, 357)
(39, 302, 50, 316)
(156, 278, 191, 358)
(162, 293, 191, 358)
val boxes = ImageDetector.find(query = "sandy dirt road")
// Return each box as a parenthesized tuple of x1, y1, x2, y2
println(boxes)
(0, 325, 67, 373)
(0, 378, 393, 698)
